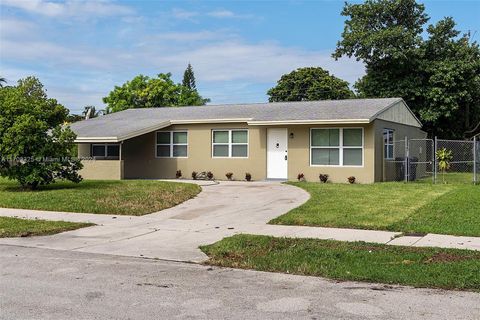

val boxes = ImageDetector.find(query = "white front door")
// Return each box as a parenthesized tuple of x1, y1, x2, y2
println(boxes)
(267, 128, 288, 179)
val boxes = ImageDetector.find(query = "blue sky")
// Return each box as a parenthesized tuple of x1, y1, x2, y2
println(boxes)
(1, 0, 479, 114)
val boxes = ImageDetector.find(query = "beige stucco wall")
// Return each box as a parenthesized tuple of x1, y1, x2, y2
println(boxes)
(122, 123, 267, 181)
(373, 119, 427, 182)
(80, 160, 124, 180)
(77, 120, 425, 183)
(77, 143, 124, 180)
(119, 122, 376, 183)
(78, 144, 90, 157)
(286, 123, 375, 183)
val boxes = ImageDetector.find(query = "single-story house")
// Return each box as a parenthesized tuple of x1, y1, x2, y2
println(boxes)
(70, 98, 426, 183)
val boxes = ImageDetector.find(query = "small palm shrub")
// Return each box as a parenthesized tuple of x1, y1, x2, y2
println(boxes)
(192, 171, 198, 180)
(206, 171, 214, 180)
(175, 170, 182, 179)
(297, 173, 305, 181)
(347, 176, 356, 184)
(225, 172, 233, 180)
(245, 173, 252, 181)
(436, 148, 453, 184)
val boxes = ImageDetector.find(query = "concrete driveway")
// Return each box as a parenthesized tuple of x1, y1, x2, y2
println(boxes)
(0, 181, 310, 262)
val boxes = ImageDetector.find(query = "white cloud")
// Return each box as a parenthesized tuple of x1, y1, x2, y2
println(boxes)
(142, 31, 224, 42)
(1, 0, 134, 18)
(171, 8, 198, 20)
(172, 8, 256, 20)
(148, 41, 364, 84)
(0, 17, 36, 38)
(0, 8, 364, 110)
(1, 35, 365, 109)
(207, 9, 255, 19)
(0, 39, 108, 69)
(208, 10, 235, 18)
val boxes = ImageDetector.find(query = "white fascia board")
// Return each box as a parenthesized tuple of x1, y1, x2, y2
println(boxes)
(170, 118, 252, 124)
(247, 119, 370, 126)
(75, 137, 119, 143)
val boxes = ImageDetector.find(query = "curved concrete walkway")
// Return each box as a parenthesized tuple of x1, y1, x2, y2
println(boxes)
(0, 181, 310, 262)
(0, 180, 479, 262)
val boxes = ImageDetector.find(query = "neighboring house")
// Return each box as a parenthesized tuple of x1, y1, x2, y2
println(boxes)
(70, 98, 425, 183)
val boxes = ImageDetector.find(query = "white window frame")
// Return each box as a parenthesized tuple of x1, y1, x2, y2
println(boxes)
(212, 129, 249, 158)
(309, 127, 364, 167)
(155, 131, 188, 158)
(383, 128, 395, 160)
(91, 144, 120, 159)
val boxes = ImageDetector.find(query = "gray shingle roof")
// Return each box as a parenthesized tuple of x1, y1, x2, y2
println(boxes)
(70, 98, 404, 141)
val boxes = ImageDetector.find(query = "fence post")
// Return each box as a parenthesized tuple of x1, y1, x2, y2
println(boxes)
(474, 135, 477, 185)
(433, 136, 437, 184)
(405, 136, 409, 183)
(431, 139, 435, 184)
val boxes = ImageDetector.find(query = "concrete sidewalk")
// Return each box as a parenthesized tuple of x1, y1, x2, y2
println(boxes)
(0, 180, 479, 262)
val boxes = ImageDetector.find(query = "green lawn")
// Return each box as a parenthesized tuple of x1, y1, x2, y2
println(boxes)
(425, 172, 477, 185)
(0, 178, 201, 215)
(270, 182, 480, 236)
(0, 216, 93, 238)
(201, 234, 480, 291)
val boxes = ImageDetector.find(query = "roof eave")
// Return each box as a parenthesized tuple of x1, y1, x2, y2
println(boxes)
(74, 118, 253, 142)
(171, 118, 252, 124)
(75, 137, 120, 143)
(247, 119, 371, 126)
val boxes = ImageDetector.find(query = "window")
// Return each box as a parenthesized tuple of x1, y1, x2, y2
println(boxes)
(156, 131, 188, 158)
(310, 128, 363, 166)
(91, 144, 120, 159)
(212, 129, 248, 158)
(383, 129, 394, 159)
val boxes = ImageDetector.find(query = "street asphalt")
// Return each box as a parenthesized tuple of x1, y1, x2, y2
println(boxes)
(1, 245, 479, 320)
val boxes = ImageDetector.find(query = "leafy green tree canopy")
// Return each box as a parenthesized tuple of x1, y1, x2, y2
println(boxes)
(267, 67, 354, 102)
(103, 73, 209, 113)
(182, 63, 196, 90)
(333, 0, 480, 138)
(0, 77, 82, 189)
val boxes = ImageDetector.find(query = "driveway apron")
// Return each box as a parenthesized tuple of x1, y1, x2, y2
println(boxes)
(0, 181, 310, 262)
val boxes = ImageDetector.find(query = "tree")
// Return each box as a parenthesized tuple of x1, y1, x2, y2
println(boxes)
(66, 114, 84, 123)
(103, 73, 209, 113)
(82, 106, 104, 119)
(0, 77, 82, 189)
(333, 0, 480, 138)
(182, 63, 196, 90)
(0, 77, 6, 87)
(267, 67, 355, 102)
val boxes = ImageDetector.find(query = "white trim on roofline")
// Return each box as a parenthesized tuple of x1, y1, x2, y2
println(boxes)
(247, 119, 370, 126)
(74, 118, 253, 142)
(171, 118, 253, 124)
(75, 137, 120, 143)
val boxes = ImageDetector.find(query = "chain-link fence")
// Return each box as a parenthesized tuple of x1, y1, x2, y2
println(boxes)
(435, 138, 476, 184)
(410, 139, 434, 182)
(385, 139, 407, 182)
(384, 136, 478, 184)
(474, 134, 479, 185)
